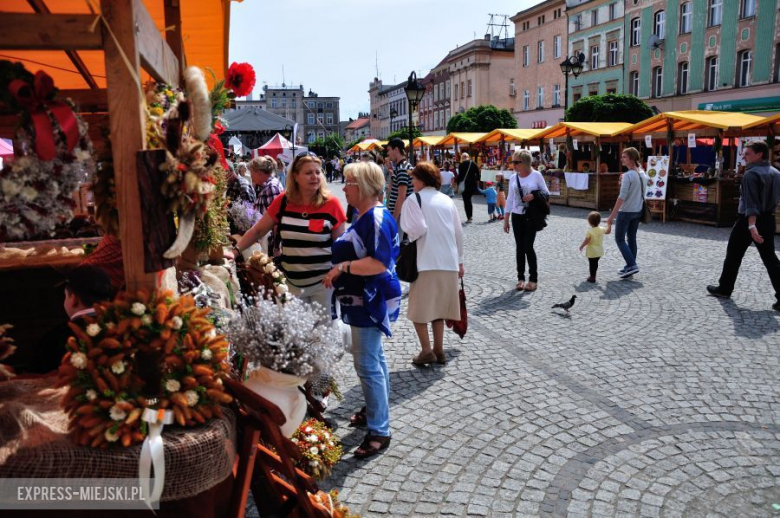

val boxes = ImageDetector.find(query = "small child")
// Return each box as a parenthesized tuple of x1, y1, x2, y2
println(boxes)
(495, 173, 506, 220)
(478, 181, 499, 221)
(578, 211, 612, 283)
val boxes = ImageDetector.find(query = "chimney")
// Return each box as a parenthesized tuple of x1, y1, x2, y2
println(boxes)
(484, 34, 490, 41)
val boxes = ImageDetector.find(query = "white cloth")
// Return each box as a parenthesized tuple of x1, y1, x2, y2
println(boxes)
(565, 172, 590, 191)
(400, 187, 464, 271)
(505, 170, 549, 215)
(439, 169, 455, 187)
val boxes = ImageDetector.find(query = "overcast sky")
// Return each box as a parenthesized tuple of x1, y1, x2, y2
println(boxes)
(229, 0, 536, 121)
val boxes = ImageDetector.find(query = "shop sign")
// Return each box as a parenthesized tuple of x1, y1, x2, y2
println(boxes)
(698, 96, 780, 113)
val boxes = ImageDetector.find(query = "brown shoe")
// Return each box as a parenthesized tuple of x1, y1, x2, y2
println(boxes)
(516, 281, 525, 291)
(586, 277, 596, 283)
(524, 282, 537, 292)
(412, 351, 437, 366)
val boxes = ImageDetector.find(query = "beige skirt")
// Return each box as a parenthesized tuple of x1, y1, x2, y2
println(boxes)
(407, 270, 461, 323)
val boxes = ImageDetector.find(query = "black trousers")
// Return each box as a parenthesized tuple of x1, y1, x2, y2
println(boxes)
(718, 213, 780, 301)
(589, 257, 600, 278)
(511, 213, 538, 282)
(462, 190, 474, 220)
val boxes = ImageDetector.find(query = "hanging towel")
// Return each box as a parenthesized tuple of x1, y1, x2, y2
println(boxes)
(564, 172, 590, 191)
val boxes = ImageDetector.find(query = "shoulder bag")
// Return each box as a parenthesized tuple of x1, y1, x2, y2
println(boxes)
(637, 172, 652, 224)
(396, 192, 422, 283)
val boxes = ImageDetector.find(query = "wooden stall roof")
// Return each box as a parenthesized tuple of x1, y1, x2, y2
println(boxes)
(475, 128, 543, 144)
(533, 122, 632, 140)
(1, 0, 231, 88)
(437, 132, 488, 147)
(625, 110, 764, 136)
(742, 113, 780, 131)
(413, 136, 445, 147)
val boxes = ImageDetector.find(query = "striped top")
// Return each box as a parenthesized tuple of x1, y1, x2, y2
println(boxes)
(265, 194, 347, 288)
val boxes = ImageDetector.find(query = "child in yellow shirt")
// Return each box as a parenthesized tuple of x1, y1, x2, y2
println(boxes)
(578, 211, 612, 283)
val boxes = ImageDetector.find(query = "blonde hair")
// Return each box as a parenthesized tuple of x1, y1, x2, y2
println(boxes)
(512, 149, 532, 168)
(345, 162, 385, 200)
(286, 155, 331, 207)
(249, 156, 274, 173)
(461, 152, 470, 161)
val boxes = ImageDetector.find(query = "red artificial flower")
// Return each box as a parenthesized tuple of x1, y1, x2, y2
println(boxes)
(225, 62, 256, 98)
(213, 120, 226, 135)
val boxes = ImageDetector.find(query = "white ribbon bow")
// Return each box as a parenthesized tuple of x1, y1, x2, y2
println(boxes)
(139, 408, 174, 509)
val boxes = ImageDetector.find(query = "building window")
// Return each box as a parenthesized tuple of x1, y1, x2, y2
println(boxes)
(317, 130, 324, 139)
(606, 86, 617, 94)
(538, 41, 545, 63)
(553, 84, 561, 106)
(737, 50, 752, 87)
(467, 80, 472, 97)
(609, 41, 618, 66)
(439, 83, 444, 101)
(680, 3, 692, 33)
(271, 99, 278, 108)
(281, 99, 288, 108)
(629, 71, 639, 95)
(537, 87, 544, 108)
(433, 85, 438, 102)
(609, 3, 617, 20)
(654, 11, 665, 38)
(652, 66, 663, 97)
(454, 83, 458, 99)
(554, 35, 562, 58)
(591, 45, 599, 69)
(446, 81, 451, 98)
(775, 44, 780, 83)
(591, 10, 598, 27)
(708, 0, 722, 27)
(706, 56, 719, 91)
(523, 90, 530, 111)
(631, 18, 641, 47)
(308, 101, 315, 108)
(307, 131, 315, 143)
(589, 86, 598, 96)
(741, 0, 756, 18)
(573, 92, 582, 103)
(461, 82, 465, 99)
(291, 99, 297, 108)
(326, 113, 333, 124)
(523, 45, 530, 67)
(434, 111, 439, 129)
(573, 14, 582, 32)
(317, 114, 324, 123)
(678, 61, 689, 94)
(510, 78, 516, 96)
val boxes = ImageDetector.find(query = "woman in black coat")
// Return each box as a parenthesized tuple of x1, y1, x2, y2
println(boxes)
(456, 152, 480, 223)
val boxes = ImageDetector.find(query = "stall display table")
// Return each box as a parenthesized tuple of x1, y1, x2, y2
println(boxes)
(668, 177, 739, 227)
(0, 376, 236, 516)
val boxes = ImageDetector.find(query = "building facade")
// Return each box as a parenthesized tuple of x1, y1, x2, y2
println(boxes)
(511, 0, 568, 127)
(426, 59, 452, 135)
(566, 0, 626, 105)
(343, 116, 371, 142)
(447, 36, 516, 115)
(625, 0, 780, 115)
(368, 78, 396, 140)
(260, 85, 340, 143)
(386, 83, 409, 136)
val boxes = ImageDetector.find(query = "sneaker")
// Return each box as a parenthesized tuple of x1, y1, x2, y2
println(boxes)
(617, 266, 627, 275)
(619, 265, 639, 278)
(706, 285, 731, 299)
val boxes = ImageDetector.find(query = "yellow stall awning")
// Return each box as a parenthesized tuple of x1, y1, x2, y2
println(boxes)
(533, 122, 633, 140)
(437, 132, 488, 147)
(625, 110, 765, 136)
(413, 136, 445, 148)
(742, 113, 780, 131)
(475, 128, 545, 144)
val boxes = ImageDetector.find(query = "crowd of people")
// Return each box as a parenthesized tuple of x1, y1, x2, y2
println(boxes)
(226, 137, 780, 461)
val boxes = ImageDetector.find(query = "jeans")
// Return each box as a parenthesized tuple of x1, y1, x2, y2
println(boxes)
(614, 211, 641, 268)
(288, 282, 333, 315)
(511, 213, 538, 282)
(718, 214, 780, 301)
(462, 191, 474, 220)
(487, 203, 496, 216)
(440, 185, 454, 197)
(351, 325, 391, 436)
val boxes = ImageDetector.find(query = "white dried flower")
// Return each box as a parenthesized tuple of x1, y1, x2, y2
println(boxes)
(111, 361, 125, 375)
(105, 429, 120, 442)
(1, 179, 21, 197)
(70, 352, 87, 370)
(171, 316, 183, 330)
(141, 315, 152, 326)
(184, 390, 199, 407)
(309, 446, 319, 455)
(275, 284, 289, 295)
(85, 389, 97, 401)
(201, 349, 213, 361)
(304, 426, 313, 433)
(86, 323, 101, 337)
(165, 379, 181, 393)
(272, 271, 281, 279)
(19, 186, 38, 202)
(307, 434, 319, 443)
(264, 263, 276, 274)
(291, 438, 299, 443)
(109, 405, 127, 421)
(131, 303, 146, 316)
(309, 461, 319, 468)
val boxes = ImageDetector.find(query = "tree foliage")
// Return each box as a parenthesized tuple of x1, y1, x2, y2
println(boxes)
(308, 133, 345, 158)
(387, 126, 422, 142)
(446, 105, 517, 133)
(565, 94, 653, 124)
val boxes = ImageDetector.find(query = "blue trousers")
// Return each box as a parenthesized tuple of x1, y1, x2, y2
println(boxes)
(614, 211, 641, 268)
(351, 325, 390, 436)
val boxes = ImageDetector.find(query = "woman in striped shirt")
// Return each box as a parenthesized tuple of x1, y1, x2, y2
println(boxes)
(235, 154, 347, 310)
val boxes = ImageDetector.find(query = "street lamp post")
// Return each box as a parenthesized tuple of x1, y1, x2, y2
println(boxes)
(559, 52, 585, 115)
(404, 71, 426, 165)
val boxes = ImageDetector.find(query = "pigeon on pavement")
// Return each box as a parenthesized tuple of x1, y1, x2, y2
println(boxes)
(552, 295, 577, 314)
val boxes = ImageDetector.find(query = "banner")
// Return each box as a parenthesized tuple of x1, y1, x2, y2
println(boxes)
(644, 156, 669, 200)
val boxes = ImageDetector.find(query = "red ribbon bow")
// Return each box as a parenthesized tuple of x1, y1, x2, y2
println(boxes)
(8, 71, 79, 161)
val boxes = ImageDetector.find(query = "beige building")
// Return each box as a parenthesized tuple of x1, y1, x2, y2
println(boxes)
(447, 36, 516, 115)
(511, 0, 567, 128)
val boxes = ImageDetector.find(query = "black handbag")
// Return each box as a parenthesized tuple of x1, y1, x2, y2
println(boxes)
(396, 193, 421, 283)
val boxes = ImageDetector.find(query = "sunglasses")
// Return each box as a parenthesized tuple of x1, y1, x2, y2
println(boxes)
(511, 160, 523, 164)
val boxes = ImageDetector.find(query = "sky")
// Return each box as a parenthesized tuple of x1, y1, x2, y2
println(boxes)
(229, 0, 537, 122)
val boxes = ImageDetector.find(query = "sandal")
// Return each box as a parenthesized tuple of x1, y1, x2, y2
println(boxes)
(412, 351, 437, 366)
(524, 282, 537, 292)
(349, 406, 367, 427)
(354, 433, 391, 459)
(516, 281, 525, 291)
(435, 352, 446, 365)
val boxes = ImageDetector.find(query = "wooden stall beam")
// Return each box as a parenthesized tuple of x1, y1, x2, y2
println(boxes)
(163, 0, 186, 70)
(101, 0, 156, 293)
(0, 14, 103, 50)
(60, 89, 108, 112)
(133, 0, 180, 87)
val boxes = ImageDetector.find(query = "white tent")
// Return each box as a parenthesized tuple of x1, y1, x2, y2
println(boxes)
(228, 136, 243, 155)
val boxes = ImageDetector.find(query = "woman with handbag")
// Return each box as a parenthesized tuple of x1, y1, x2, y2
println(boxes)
(606, 147, 646, 279)
(456, 152, 479, 223)
(323, 161, 401, 459)
(401, 162, 465, 366)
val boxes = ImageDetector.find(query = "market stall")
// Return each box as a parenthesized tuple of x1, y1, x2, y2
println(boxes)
(532, 122, 632, 210)
(624, 110, 764, 227)
(474, 128, 544, 186)
(412, 135, 444, 163)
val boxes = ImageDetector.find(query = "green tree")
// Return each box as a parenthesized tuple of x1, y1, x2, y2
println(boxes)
(387, 126, 422, 142)
(565, 94, 653, 124)
(446, 105, 517, 133)
(308, 133, 345, 158)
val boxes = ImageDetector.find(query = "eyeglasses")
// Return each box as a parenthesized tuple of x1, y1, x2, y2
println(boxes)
(344, 181, 358, 187)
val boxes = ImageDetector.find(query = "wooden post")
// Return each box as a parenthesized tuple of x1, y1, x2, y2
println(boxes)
(101, 0, 156, 293)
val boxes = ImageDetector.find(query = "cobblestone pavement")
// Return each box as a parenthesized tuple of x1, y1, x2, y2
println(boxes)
(253, 185, 780, 517)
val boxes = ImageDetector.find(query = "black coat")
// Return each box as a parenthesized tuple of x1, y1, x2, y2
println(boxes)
(457, 161, 480, 193)
(526, 190, 550, 231)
